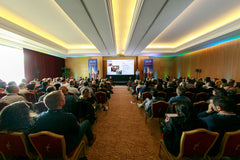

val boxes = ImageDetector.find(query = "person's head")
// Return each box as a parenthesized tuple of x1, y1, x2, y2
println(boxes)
(42, 81, 49, 87)
(54, 83, 61, 90)
(6, 85, 19, 94)
(80, 88, 89, 99)
(0, 81, 6, 89)
(69, 80, 75, 86)
(213, 88, 227, 97)
(26, 83, 35, 91)
(175, 101, 194, 121)
(92, 80, 96, 85)
(195, 81, 203, 88)
(60, 86, 68, 94)
(7, 81, 17, 86)
(44, 90, 65, 110)
(46, 86, 56, 93)
(151, 89, 158, 98)
(18, 83, 26, 89)
(215, 80, 223, 88)
(221, 78, 227, 84)
(83, 81, 89, 87)
(0, 101, 30, 131)
(213, 96, 235, 113)
(176, 86, 186, 96)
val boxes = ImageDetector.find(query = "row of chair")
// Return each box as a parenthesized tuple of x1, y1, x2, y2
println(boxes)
(159, 128, 240, 160)
(0, 131, 86, 160)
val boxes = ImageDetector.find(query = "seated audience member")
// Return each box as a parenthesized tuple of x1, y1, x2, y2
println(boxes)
(60, 86, 78, 112)
(156, 79, 163, 91)
(91, 80, 98, 91)
(80, 81, 95, 98)
(0, 85, 26, 104)
(127, 76, 134, 91)
(163, 82, 175, 95)
(97, 82, 110, 100)
(68, 80, 80, 96)
(7, 81, 17, 86)
(30, 90, 96, 155)
(78, 88, 96, 124)
(0, 101, 35, 134)
(198, 96, 240, 155)
(138, 89, 165, 117)
(54, 83, 61, 90)
(192, 81, 205, 93)
(18, 83, 29, 94)
(26, 82, 37, 93)
(131, 79, 138, 95)
(234, 82, 240, 94)
(38, 81, 49, 93)
(138, 81, 151, 101)
(161, 101, 207, 156)
(38, 86, 56, 102)
(80, 88, 95, 105)
(168, 87, 191, 112)
(0, 81, 6, 93)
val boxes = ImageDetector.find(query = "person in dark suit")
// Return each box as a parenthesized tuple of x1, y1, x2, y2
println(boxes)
(30, 90, 96, 155)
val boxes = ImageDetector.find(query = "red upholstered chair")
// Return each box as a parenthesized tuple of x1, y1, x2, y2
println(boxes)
(95, 91, 108, 110)
(145, 101, 169, 124)
(184, 91, 194, 102)
(0, 131, 36, 160)
(158, 91, 167, 100)
(193, 101, 209, 114)
(159, 128, 219, 160)
(24, 92, 37, 104)
(0, 92, 6, 99)
(34, 101, 48, 114)
(28, 131, 86, 160)
(194, 92, 209, 102)
(141, 91, 152, 102)
(168, 92, 177, 101)
(215, 129, 240, 159)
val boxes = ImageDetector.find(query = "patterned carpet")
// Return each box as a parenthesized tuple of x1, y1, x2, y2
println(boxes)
(86, 86, 161, 160)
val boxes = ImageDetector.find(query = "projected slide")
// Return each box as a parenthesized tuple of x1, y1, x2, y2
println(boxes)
(107, 60, 134, 75)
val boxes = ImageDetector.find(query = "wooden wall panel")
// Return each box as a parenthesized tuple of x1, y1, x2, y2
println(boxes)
(176, 38, 240, 81)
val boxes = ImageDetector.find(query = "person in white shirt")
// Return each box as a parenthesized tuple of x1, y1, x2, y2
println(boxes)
(67, 80, 79, 96)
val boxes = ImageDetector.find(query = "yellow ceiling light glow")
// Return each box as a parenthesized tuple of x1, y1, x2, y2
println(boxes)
(112, 0, 137, 55)
(0, 4, 97, 50)
(147, 8, 240, 49)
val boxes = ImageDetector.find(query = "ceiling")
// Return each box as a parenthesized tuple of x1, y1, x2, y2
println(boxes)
(0, 0, 240, 58)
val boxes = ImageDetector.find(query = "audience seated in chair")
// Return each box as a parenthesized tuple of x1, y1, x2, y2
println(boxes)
(38, 86, 56, 102)
(0, 101, 35, 134)
(168, 86, 191, 112)
(30, 90, 96, 155)
(198, 96, 240, 155)
(68, 79, 80, 96)
(0, 85, 26, 104)
(137, 89, 165, 113)
(18, 82, 29, 95)
(161, 101, 207, 156)
(138, 81, 151, 101)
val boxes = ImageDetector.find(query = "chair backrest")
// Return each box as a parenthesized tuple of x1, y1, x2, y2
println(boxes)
(151, 101, 169, 118)
(195, 92, 209, 102)
(142, 91, 152, 101)
(193, 101, 209, 114)
(171, 102, 177, 113)
(0, 93, 6, 99)
(0, 131, 34, 159)
(168, 92, 177, 101)
(216, 129, 240, 159)
(0, 102, 8, 112)
(24, 92, 36, 103)
(34, 101, 48, 114)
(177, 128, 219, 159)
(184, 91, 194, 101)
(158, 91, 167, 99)
(28, 131, 67, 160)
(95, 91, 107, 103)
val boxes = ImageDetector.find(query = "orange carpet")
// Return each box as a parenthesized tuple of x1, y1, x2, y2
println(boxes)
(86, 86, 161, 160)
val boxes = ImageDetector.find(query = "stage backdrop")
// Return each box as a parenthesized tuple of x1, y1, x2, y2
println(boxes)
(144, 59, 153, 78)
(88, 59, 98, 79)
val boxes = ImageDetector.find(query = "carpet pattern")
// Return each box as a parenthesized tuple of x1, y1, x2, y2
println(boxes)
(86, 86, 162, 160)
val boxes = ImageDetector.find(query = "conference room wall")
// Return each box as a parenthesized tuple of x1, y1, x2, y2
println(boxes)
(65, 56, 103, 79)
(175, 38, 240, 81)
